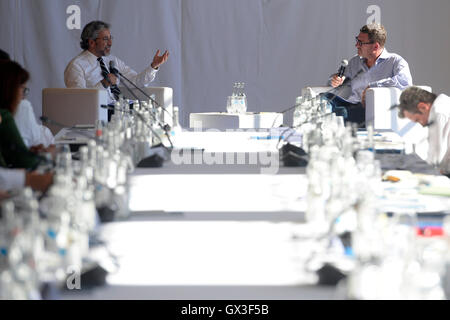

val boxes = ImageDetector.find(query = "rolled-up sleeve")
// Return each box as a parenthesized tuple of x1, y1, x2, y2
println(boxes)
(0, 168, 25, 191)
(64, 61, 87, 88)
(116, 57, 158, 88)
(369, 58, 412, 90)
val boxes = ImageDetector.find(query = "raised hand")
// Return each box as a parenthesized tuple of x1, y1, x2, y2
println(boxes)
(151, 49, 169, 69)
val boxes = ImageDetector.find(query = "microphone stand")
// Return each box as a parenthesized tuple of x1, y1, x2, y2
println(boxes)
(111, 69, 174, 149)
(275, 69, 366, 148)
(112, 69, 172, 119)
(99, 105, 172, 152)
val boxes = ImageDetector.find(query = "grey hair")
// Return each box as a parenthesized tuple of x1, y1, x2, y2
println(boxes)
(80, 21, 110, 50)
(397, 86, 437, 118)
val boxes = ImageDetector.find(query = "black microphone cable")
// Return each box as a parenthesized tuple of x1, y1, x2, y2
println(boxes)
(109, 61, 172, 121)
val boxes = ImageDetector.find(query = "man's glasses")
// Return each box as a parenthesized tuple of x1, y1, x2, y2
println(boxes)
(96, 36, 113, 42)
(355, 37, 373, 46)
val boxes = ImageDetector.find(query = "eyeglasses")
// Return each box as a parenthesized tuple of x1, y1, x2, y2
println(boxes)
(355, 37, 373, 46)
(23, 87, 30, 97)
(96, 36, 113, 42)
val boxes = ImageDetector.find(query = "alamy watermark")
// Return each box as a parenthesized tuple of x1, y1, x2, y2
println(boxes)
(171, 122, 280, 174)
(66, 265, 81, 290)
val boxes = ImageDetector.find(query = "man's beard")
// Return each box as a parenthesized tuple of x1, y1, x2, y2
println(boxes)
(100, 47, 111, 56)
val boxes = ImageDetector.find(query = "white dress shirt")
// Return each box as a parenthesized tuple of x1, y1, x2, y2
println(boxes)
(427, 94, 450, 173)
(14, 99, 55, 148)
(0, 168, 25, 191)
(64, 50, 158, 103)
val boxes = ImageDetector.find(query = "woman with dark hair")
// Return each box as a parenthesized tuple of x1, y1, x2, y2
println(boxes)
(0, 60, 40, 169)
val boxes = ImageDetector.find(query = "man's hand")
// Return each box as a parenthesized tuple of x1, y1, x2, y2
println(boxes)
(106, 73, 118, 85)
(100, 73, 118, 88)
(361, 86, 369, 106)
(151, 49, 169, 69)
(30, 144, 45, 154)
(331, 74, 345, 88)
(0, 190, 9, 201)
(25, 171, 54, 193)
(30, 144, 57, 158)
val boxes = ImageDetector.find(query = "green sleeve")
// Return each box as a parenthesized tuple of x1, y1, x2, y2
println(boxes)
(0, 109, 39, 170)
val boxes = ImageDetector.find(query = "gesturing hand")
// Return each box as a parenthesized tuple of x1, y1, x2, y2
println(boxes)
(151, 49, 169, 69)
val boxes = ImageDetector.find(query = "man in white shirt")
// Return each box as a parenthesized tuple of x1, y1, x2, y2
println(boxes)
(397, 86, 450, 175)
(64, 20, 169, 104)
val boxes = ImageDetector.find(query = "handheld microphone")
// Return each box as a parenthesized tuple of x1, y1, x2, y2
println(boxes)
(337, 59, 348, 78)
(109, 60, 119, 76)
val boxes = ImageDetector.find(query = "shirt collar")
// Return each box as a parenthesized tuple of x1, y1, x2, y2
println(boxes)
(377, 48, 389, 61)
(428, 104, 437, 127)
(428, 94, 448, 125)
(84, 50, 102, 64)
(360, 48, 389, 66)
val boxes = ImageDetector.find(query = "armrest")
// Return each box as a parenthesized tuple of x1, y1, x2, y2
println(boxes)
(365, 86, 432, 160)
(365, 87, 402, 130)
(365, 86, 432, 131)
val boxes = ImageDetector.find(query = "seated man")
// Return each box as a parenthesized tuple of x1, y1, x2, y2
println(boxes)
(64, 20, 169, 105)
(397, 86, 450, 175)
(323, 23, 412, 126)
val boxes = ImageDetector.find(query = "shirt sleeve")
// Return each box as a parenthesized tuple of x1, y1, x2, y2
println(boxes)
(65, 61, 106, 90)
(368, 58, 413, 90)
(64, 61, 87, 88)
(0, 168, 25, 191)
(116, 57, 158, 88)
(434, 113, 450, 166)
(14, 100, 42, 148)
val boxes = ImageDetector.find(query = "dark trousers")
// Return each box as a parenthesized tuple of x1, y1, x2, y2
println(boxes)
(320, 92, 365, 127)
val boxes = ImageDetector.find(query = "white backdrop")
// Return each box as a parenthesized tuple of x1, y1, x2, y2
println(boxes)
(0, 0, 449, 126)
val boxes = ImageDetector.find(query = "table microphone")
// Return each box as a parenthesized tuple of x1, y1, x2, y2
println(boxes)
(109, 60, 170, 116)
(270, 82, 351, 129)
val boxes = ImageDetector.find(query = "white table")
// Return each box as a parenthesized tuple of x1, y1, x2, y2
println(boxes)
(189, 112, 283, 129)
(60, 130, 450, 300)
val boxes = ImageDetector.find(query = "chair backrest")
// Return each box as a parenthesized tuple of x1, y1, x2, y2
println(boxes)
(365, 86, 432, 132)
(42, 88, 108, 134)
(119, 86, 174, 127)
(365, 85, 432, 160)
